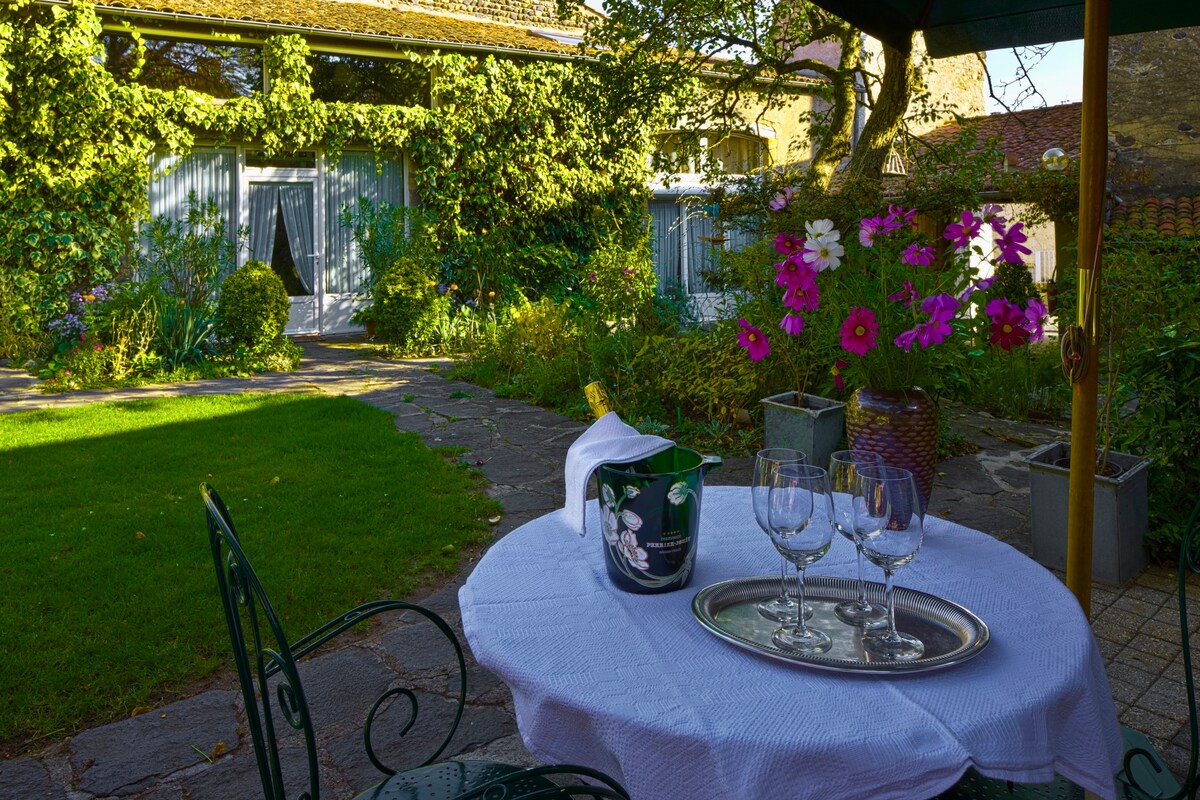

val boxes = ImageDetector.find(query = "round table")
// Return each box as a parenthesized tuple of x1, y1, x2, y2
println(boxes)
(459, 486, 1123, 800)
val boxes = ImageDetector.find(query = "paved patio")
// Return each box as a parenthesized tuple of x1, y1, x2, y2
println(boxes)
(0, 341, 1193, 799)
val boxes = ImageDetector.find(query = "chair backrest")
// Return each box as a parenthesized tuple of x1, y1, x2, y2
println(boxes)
(1124, 500, 1200, 800)
(202, 483, 321, 800)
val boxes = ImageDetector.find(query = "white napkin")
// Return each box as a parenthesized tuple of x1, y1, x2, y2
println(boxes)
(563, 412, 673, 537)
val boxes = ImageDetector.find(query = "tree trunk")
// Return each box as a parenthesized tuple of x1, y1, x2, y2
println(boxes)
(803, 30, 860, 192)
(848, 40, 916, 181)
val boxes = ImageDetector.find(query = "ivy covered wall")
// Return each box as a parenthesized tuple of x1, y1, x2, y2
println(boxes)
(0, 0, 667, 357)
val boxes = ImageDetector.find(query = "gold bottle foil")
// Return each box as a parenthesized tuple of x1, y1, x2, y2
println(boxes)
(584, 381, 614, 420)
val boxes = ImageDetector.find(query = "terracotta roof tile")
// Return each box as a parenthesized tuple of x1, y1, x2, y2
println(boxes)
(1109, 194, 1200, 236)
(89, 0, 588, 56)
(919, 102, 1082, 173)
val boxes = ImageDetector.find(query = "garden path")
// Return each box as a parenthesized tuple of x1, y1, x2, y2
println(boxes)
(0, 342, 1192, 799)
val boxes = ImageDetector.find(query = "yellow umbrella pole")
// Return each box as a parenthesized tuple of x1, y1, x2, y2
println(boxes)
(1064, 0, 1110, 616)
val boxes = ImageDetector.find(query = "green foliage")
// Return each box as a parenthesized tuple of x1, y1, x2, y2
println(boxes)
(372, 257, 438, 346)
(651, 322, 764, 422)
(138, 195, 239, 318)
(215, 260, 290, 353)
(0, 5, 661, 358)
(1098, 231, 1200, 556)
(577, 239, 658, 321)
(339, 199, 436, 301)
(990, 261, 1038, 305)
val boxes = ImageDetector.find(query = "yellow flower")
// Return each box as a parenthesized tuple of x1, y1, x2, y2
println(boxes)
(488, 291, 496, 298)
(450, 283, 458, 291)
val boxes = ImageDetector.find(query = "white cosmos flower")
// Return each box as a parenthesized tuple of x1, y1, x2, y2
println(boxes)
(805, 219, 839, 242)
(667, 481, 690, 506)
(601, 484, 616, 508)
(619, 531, 651, 571)
(802, 236, 845, 272)
(623, 485, 640, 499)
(601, 507, 619, 544)
(619, 509, 643, 531)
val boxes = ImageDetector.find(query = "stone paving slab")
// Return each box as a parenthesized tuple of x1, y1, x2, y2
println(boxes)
(1, 341, 1196, 798)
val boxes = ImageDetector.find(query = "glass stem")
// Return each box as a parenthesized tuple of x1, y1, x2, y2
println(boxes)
(855, 543, 868, 605)
(884, 568, 899, 642)
(778, 556, 791, 603)
(794, 564, 809, 637)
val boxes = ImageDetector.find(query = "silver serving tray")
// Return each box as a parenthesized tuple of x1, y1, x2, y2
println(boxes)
(692, 575, 990, 674)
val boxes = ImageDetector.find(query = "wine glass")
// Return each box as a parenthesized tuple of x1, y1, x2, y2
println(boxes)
(767, 463, 835, 654)
(829, 450, 887, 628)
(752, 448, 809, 623)
(854, 465, 925, 661)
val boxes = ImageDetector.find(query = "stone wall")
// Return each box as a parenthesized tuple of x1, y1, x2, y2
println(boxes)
(861, 35, 986, 137)
(1109, 26, 1200, 193)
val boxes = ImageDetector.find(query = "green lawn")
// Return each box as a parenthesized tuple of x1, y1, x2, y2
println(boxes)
(0, 393, 499, 755)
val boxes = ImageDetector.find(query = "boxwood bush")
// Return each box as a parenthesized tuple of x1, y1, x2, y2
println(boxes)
(216, 260, 291, 353)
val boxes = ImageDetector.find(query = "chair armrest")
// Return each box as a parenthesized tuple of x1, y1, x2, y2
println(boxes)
(449, 764, 631, 800)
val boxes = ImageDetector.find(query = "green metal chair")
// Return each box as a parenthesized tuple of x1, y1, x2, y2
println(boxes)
(201, 483, 630, 800)
(937, 500, 1200, 800)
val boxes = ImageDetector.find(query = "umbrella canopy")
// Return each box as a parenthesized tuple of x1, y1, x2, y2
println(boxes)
(807, 1, 1200, 57)
(804, 0, 1200, 615)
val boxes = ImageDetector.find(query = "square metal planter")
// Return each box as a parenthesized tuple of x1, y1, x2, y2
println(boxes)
(1026, 441, 1151, 585)
(761, 392, 846, 470)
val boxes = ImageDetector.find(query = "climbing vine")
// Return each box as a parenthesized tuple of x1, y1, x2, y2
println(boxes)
(0, 0, 671, 357)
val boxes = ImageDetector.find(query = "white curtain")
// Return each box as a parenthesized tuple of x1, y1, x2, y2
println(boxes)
(278, 184, 315, 295)
(648, 199, 681, 291)
(145, 148, 237, 259)
(324, 153, 404, 294)
(248, 184, 278, 267)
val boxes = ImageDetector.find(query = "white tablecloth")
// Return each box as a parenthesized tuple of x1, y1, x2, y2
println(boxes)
(459, 485, 1123, 800)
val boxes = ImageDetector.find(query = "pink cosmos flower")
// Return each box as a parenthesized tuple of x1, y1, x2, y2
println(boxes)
(767, 186, 795, 212)
(832, 359, 849, 391)
(775, 253, 810, 289)
(901, 243, 937, 267)
(981, 203, 1007, 230)
(916, 318, 953, 348)
(839, 307, 879, 356)
(995, 222, 1032, 264)
(1023, 297, 1048, 342)
(921, 292, 959, 322)
(887, 204, 917, 228)
(944, 211, 982, 249)
(737, 318, 771, 361)
(894, 328, 919, 353)
(783, 266, 821, 312)
(986, 299, 1031, 351)
(774, 232, 804, 255)
(779, 312, 805, 335)
(859, 216, 885, 247)
(888, 280, 919, 308)
(957, 276, 995, 304)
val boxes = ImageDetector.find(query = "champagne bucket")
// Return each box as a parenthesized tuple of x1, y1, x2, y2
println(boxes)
(597, 447, 721, 593)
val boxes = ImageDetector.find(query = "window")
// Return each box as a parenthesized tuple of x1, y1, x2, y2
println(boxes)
(309, 55, 431, 107)
(651, 132, 769, 176)
(102, 34, 260, 98)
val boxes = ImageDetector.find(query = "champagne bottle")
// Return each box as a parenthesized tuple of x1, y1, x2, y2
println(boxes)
(584, 381, 614, 419)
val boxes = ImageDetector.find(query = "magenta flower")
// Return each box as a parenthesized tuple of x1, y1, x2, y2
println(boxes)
(839, 307, 879, 356)
(986, 299, 1030, 351)
(894, 328, 919, 353)
(916, 318, 953, 348)
(943, 211, 982, 249)
(888, 280, 919, 308)
(901, 243, 937, 267)
(981, 203, 1007, 230)
(775, 253, 811, 288)
(832, 359, 849, 391)
(957, 276, 995, 303)
(995, 222, 1032, 264)
(887, 204, 917, 228)
(737, 318, 771, 361)
(774, 232, 804, 255)
(1023, 297, 1048, 341)
(779, 312, 805, 335)
(783, 266, 821, 312)
(921, 293, 959, 322)
(859, 216, 885, 247)
(767, 186, 795, 212)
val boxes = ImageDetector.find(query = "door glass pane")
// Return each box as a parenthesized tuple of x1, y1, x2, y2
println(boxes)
(249, 183, 314, 297)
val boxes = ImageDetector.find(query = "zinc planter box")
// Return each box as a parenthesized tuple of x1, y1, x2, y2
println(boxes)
(1026, 441, 1151, 585)
(761, 392, 846, 470)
